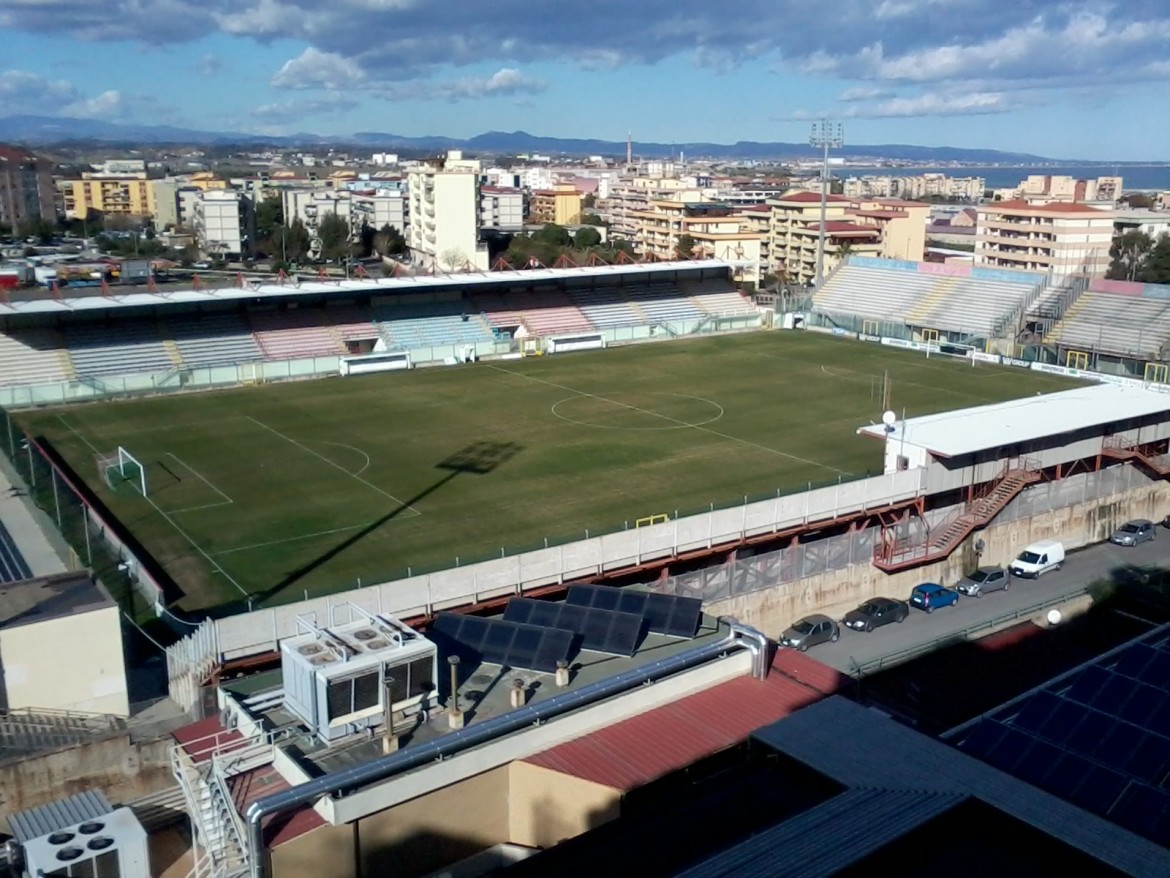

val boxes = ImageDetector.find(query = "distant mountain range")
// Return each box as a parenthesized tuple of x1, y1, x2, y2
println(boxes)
(0, 114, 1064, 163)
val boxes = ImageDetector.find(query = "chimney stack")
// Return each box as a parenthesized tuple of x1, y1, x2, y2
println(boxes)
(510, 678, 527, 709)
(448, 655, 465, 729)
(555, 660, 570, 688)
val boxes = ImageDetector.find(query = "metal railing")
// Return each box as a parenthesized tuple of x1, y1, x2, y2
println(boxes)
(851, 586, 1089, 676)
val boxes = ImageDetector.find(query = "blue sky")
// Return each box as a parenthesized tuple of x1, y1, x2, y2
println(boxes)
(1, 1, 1168, 160)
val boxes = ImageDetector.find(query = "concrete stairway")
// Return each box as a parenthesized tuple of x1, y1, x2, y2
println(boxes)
(874, 461, 1043, 573)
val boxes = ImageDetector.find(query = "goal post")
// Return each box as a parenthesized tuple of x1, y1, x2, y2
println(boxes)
(98, 446, 147, 496)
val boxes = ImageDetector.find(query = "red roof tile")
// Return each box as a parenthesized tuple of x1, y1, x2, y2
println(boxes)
(522, 653, 844, 791)
(230, 765, 327, 847)
(172, 716, 245, 761)
(985, 199, 1110, 214)
(805, 221, 880, 234)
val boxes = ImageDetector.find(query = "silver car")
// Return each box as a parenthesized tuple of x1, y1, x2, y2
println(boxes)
(780, 614, 839, 651)
(956, 566, 1011, 598)
(1110, 519, 1156, 547)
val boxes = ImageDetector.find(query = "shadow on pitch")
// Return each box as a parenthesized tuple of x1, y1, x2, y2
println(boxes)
(251, 440, 523, 605)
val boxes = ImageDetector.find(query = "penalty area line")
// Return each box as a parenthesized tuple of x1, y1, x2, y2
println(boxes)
(211, 522, 374, 557)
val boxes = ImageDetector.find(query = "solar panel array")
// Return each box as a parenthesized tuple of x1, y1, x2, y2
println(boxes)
(503, 598, 645, 656)
(431, 613, 574, 673)
(953, 632, 1170, 847)
(565, 585, 703, 638)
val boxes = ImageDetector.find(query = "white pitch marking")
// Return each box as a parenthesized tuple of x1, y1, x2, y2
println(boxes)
(309, 441, 372, 476)
(245, 416, 420, 515)
(212, 522, 373, 556)
(165, 452, 234, 506)
(549, 393, 725, 431)
(54, 414, 249, 597)
(487, 364, 853, 476)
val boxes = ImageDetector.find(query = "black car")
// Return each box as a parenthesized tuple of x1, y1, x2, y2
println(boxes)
(843, 597, 909, 632)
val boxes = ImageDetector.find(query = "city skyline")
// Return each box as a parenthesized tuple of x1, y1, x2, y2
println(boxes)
(1, 1, 1168, 161)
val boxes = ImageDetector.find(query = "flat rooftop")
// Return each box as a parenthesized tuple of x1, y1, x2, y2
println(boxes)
(228, 613, 731, 777)
(754, 696, 1170, 877)
(0, 570, 114, 630)
(858, 382, 1170, 458)
(0, 259, 732, 317)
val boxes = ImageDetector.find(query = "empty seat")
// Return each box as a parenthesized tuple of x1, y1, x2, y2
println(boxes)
(0, 329, 72, 386)
(249, 309, 346, 360)
(569, 285, 643, 328)
(375, 301, 495, 350)
(63, 321, 173, 377)
(1047, 291, 1170, 358)
(164, 313, 263, 367)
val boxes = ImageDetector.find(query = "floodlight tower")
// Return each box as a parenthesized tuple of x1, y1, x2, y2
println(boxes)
(810, 119, 845, 288)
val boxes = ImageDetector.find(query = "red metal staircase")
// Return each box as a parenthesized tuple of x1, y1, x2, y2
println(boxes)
(1101, 434, 1170, 478)
(873, 459, 1043, 573)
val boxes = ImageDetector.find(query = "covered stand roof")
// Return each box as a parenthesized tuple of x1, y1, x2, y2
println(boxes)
(857, 384, 1170, 459)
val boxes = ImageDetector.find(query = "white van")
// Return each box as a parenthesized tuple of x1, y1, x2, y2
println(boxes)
(1009, 539, 1065, 578)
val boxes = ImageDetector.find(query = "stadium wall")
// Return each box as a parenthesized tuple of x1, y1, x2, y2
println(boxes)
(699, 464, 1169, 639)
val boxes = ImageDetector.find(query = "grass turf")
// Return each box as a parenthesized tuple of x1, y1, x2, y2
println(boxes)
(18, 332, 1083, 612)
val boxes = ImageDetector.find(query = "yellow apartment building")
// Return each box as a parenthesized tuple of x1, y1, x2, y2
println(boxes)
(529, 184, 582, 226)
(630, 197, 763, 284)
(62, 172, 156, 220)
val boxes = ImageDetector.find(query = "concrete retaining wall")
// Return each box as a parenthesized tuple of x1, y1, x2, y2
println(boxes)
(0, 734, 174, 823)
(705, 476, 1170, 639)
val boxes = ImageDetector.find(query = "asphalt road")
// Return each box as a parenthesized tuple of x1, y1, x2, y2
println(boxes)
(800, 534, 1170, 674)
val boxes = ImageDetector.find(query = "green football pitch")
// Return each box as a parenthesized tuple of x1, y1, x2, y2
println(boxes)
(19, 332, 1083, 612)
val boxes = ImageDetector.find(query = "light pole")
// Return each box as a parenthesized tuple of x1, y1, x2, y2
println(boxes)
(810, 119, 844, 288)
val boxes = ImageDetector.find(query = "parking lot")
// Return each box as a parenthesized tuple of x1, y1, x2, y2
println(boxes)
(796, 533, 1169, 674)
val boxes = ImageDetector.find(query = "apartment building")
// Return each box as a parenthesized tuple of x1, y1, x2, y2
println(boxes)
(601, 176, 691, 239)
(283, 189, 407, 235)
(757, 192, 929, 286)
(975, 200, 1115, 276)
(151, 180, 179, 230)
(62, 171, 156, 220)
(480, 186, 525, 232)
(1018, 174, 1123, 203)
(843, 173, 985, 202)
(630, 196, 763, 284)
(529, 184, 582, 226)
(194, 189, 249, 257)
(407, 152, 488, 271)
(0, 144, 55, 227)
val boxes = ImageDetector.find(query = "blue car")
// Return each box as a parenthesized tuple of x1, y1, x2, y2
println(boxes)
(910, 582, 959, 614)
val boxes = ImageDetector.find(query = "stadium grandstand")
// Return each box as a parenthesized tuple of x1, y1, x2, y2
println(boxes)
(1041, 278, 1170, 378)
(808, 255, 1046, 345)
(0, 262, 759, 402)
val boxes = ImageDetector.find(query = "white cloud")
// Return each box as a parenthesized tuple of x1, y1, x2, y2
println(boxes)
(64, 89, 126, 118)
(271, 48, 366, 90)
(838, 86, 893, 102)
(426, 67, 546, 100)
(0, 69, 80, 109)
(252, 96, 357, 119)
(196, 54, 224, 75)
(848, 91, 1012, 118)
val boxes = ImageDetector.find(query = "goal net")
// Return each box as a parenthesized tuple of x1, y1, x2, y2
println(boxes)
(97, 446, 147, 496)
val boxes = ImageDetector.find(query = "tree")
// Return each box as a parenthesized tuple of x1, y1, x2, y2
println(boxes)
(317, 213, 350, 262)
(580, 212, 606, 227)
(676, 234, 696, 260)
(254, 194, 284, 244)
(1108, 230, 1154, 281)
(532, 223, 571, 248)
(272, 220, 311, 263)
(373, 223, 407, 257)
(582, 192, 596, 208)
(439, 247, 469, 272)
(574, 226, 602, 249)
(1142, 233, 1170, 285)
(17, 217, 55, 244)
(1122, 193, 1155, 210)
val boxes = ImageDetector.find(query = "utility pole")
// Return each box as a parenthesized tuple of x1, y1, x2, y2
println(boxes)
(810, 120, 844, 288)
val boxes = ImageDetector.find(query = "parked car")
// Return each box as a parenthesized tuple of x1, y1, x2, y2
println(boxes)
(843, 597, 909, 632)
(1110, 519, 1157, 547)
(1009, 539, 1065, 578)
(780, 614, 839, 651)
(956, 566, 1011, 598)
(910, 582, 960, 613)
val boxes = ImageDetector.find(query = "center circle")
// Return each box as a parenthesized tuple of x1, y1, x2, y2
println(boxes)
(550, 393, 725, 431)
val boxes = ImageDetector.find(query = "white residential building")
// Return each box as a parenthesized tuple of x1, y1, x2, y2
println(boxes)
(283, 189, 407, 238)
(842, 173, 985, 201)
(194, 189, 248, 257)
(480, 186, 525, 232)
(371, 153, 399, 166)
(407, 153, 488, 270)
